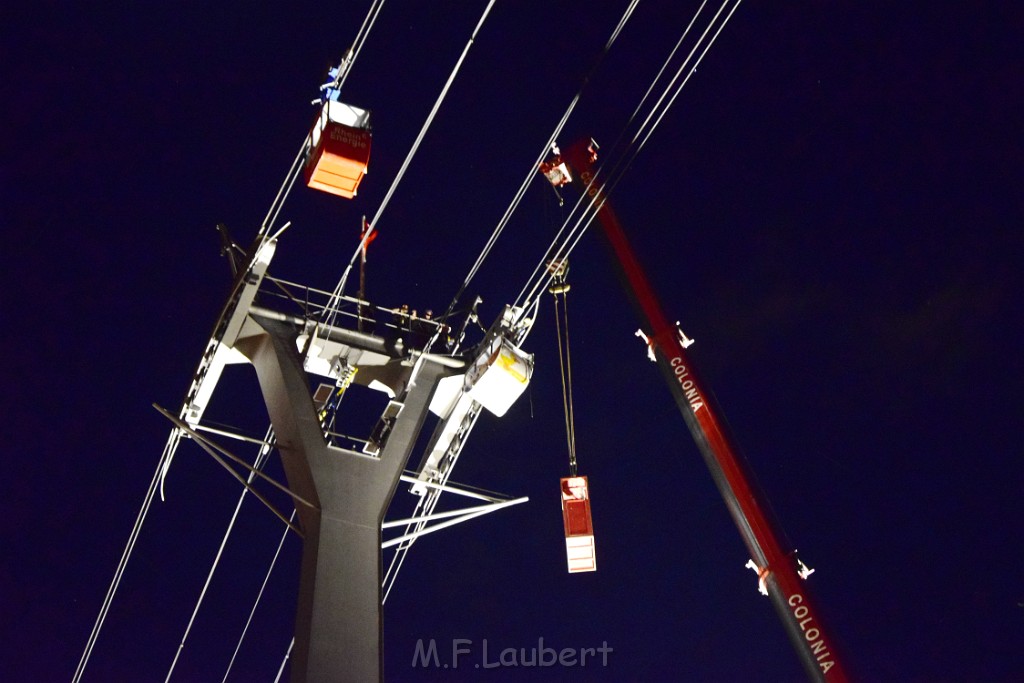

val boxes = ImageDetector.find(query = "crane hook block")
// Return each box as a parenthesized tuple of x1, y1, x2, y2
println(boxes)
(560, 476, 596, 573)
(305, 100, 371, 199)
(539, 155, 572, 187)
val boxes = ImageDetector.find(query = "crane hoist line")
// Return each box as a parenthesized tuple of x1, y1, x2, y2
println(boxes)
(541, 139, 849, 683)
(547, 258, 577, 477)
(546, 259, 597, 574)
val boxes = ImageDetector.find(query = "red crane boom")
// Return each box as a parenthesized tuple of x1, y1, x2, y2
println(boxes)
(546, 140, 848, 682)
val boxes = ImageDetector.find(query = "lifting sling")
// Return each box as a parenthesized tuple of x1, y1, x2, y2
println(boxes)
(549, 259, 596, 573)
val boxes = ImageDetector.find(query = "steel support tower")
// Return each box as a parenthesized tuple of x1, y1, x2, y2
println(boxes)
(236, 314, 454, 682)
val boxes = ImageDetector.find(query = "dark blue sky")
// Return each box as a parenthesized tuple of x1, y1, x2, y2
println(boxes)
(5, 2, 1022, 681)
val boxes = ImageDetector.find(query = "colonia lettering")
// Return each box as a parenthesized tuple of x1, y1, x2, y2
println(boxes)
(670, 356, 705, 413)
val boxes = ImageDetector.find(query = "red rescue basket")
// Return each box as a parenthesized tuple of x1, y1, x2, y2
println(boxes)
(560, 476, 596, 573)
(305, 100, 371, 199)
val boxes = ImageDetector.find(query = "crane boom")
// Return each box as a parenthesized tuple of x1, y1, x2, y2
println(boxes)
(549, 140, 848, 682)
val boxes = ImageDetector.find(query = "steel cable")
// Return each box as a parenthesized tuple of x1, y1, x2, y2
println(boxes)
(513, 0, 743, 326)
(320, 0, 499, 334)
(439, 0, 642, 334)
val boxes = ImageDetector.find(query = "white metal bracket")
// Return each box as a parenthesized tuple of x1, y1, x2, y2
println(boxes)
(635, 329, 657, 362)
(382, 476, 527, 549)
(745, 559, 769, 596)
(796, 555, 815, 580)
(676, 322, 695, 348)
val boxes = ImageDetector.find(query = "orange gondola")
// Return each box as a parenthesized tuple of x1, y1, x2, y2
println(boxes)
(305, 100, 371, 199)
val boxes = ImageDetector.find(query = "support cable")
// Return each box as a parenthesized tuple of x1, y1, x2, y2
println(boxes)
(274, 638, 295, 683)
(333, 0, 387, 94)
(437, 0, 642, 339)
(381, 494, 429, 603)
(624, 0, 709, 136)
(164, 426, 276, 682)
(382, 406, 485, 602)
(222, 509, 296, 683)
(321, 0, 498, 334)
(254, 142, 309, 247)
(631, 0, 742, 156)
(71, 433, 176, 683)
(593, 0, 742, 205)
(513, 188, 592, 313)
(513, 0, 742, 325)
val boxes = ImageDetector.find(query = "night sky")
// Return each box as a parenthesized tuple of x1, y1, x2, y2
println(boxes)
(5, 2, 1022, 681)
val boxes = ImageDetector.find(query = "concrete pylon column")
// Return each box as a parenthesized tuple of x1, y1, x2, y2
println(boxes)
(236, 316, 446, 683)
